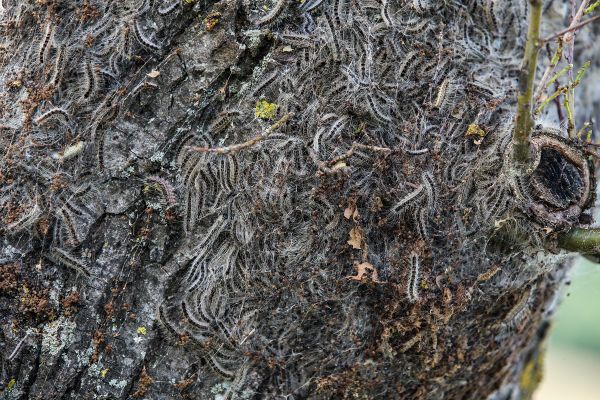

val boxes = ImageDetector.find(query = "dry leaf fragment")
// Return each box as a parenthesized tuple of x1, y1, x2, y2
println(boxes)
(371, 196, 383, 212)
(332, 161, 347, 170)
(476, 265, 501, 282)
(344, 205, 354, 219)
(147, 70, 160, 78)
(494, 218, 509, 228)
(347, 262, 379, 282)
(347, 227, 363, 249)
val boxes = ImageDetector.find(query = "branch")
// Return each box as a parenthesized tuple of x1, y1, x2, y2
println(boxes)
(540, 11, 600, 43)
(534, 39, 563, 103)
(564, 0, 589, 136)
(317, 142, 429, 175)
(513, 0, 543, 167)
(558, 228, 600, 254)
(585, 0, 600, 14)
(187, 112, 294, 154)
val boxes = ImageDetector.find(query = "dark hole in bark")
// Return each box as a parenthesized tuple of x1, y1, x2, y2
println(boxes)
(532, 148, 583, 209)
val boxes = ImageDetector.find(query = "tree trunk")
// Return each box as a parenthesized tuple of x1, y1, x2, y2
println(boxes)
(0, 1, 597, 399)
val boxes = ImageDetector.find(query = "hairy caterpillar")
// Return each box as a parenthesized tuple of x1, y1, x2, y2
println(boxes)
(325, 115, 349, 140)
(484, 186, 507, 220)
(434, 77, 461, 112)
(381, 0, 392, 27)
(421, 171, 437, 214)
(279, 32, 313, 48)
(407, 252, 421, 302)
(405, 147, 429, 155)
(434, 78, 450, 109)
(483, 0, 499, 32)
(412, 0, 433, 14)
(59, 208, 81, 246)
(391, 185, 424, 213)
(300, 0, 324, 12)
(206, 352, 236, 378)
(398, 50, 418, 79)
(323, 12, 343, 62)
(255, 0, 287, 26)
(49, 247, 91, 277)
(96, 132, 106, 173)
(157, 303, 185, 337)
(496, 285, 537, 340)
(6, 203, 41, 233)
(366, 93, 392, 122)
(81, 59, 101, 101)
(415, 207, 429, 239)
(35, 107, 70, 125)
(37, 21, 54, 65)
(301, 12, 316, 34)
(116, 23, 134, 59)
(146, 175, 178, 206)
(50, 44, 68, 87)
(61, 197, 85, 218)
(209, 111, 239, 135)
(333, 0, 347, 27)
(341, 65, 369, 88)
(218, 155, 238, 192)
(249, 70, 279, 99)
(400, 331, 424, 353)
(90, 14, 112, 37)
(402, 17, 431, 34)
(132, 19, 161, 51)
(181, 297, 212, 331)
(157, 0, 181, 15)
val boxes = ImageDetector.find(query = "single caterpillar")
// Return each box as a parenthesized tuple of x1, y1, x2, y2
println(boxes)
(255, 0, 287, 26)
(406, 252, 421, 302)
(132, 18, 161, 51)
(146, 175, 178, 206)
(391, 185, 424, 214)
(37, 21, 54, 65)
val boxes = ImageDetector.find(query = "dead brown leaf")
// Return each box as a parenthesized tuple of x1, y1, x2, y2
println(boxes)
(347, 227, 363, 249)
(147, 70, 160, 78)
(347, 262, 379, 282)
(344, 205, 354, 219)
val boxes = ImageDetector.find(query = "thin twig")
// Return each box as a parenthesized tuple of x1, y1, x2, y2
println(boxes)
(535, 39, 563, 103)
(585, 140, 600, 147)
(317, 143, 393, 175)
(585, 0, 600, 14)
(547, 44, 565, 122)
(540, 12, 600, 43)
(187, 112, 294, 154)
(583, 148, 600, 160)
(535, 86, 567, 114)
(567, 1, 589, 136)
(317, 142, 428, 175)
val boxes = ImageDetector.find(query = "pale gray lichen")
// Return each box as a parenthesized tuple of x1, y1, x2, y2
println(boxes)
(41, 317, 76, 357)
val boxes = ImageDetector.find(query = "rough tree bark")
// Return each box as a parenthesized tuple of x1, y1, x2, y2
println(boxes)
(1, 1, 599, 399)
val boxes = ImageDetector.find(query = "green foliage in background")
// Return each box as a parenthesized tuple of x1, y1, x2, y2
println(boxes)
(551, 260, 600, 353)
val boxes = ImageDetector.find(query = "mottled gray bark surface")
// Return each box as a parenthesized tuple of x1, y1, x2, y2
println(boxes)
(0, 1, 598, 399)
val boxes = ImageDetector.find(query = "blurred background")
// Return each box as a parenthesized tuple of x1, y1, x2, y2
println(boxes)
(536, 260, 600, 399)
